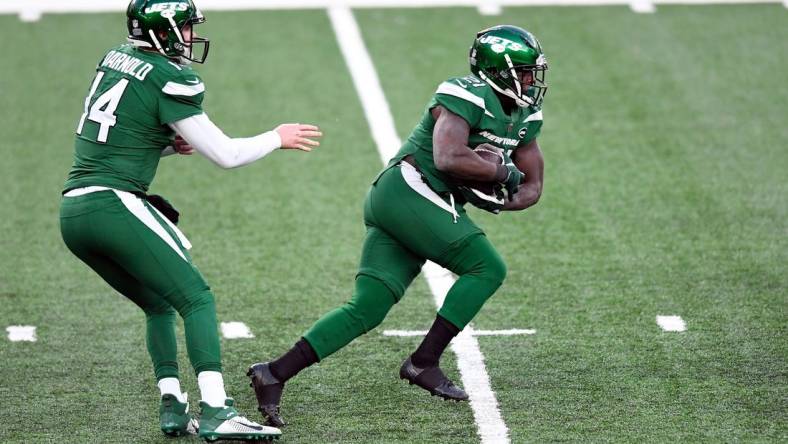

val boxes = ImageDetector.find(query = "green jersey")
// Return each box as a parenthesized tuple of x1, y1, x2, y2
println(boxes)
(388, 74, 543, 194)
(64, 44, 206, 194)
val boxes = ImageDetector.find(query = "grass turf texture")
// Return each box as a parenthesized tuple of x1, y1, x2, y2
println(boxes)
(0, 4, 786, 443)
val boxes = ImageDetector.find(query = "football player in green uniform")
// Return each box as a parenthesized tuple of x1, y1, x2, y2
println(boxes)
(249, 25, 546, 427)
(59, 0, 321, 440)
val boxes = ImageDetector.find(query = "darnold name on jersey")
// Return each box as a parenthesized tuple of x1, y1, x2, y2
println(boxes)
(478, 130, 519, 147)
(100, 50, 154, 81)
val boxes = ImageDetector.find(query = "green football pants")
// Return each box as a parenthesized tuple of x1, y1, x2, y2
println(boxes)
(59, 189, 222, 380)
(304, 163, 507, 360)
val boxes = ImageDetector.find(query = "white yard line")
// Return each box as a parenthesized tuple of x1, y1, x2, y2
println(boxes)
(220, 321, 255, 339)
(6, 325, 37, 342)
(473, 329, 536, 336)
(328, 7, 400, 162)
(421, 263, 510, 442)
(656, 315, 686, 332)
(384, 330, 430, 337)
(329, 7, 510, 443)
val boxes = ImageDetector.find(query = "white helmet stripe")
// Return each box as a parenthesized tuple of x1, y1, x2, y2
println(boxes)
(167, 16, 184, 44)
(148, 29, 166, 56)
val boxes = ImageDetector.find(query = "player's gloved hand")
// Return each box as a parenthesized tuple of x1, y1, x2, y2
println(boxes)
(497, 154, 525, 200)
(146, 194, 180, 225)
(275, 123, 323, 152)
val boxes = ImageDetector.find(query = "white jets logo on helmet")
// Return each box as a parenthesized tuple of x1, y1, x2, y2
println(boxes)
(478, 36, 524, 54)
(144, 2, 189, 14)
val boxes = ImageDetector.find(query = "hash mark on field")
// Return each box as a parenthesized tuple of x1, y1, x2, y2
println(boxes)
(19, 9, 42, 22)
(220, 321, 254, 339)
(477, 3, 503, 15)
(329, 7, 510, 442)
(656, 315, 686, 332)
(629, 0, 656, 12)
(6, 325, 37, 342)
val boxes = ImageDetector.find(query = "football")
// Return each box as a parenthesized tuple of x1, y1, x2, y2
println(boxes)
(464, 144, 504, 194)
(455, 144, 506, 213)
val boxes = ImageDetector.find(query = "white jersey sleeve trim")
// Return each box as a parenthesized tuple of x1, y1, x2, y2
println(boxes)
(162, 81, 205, 97)
(169, 113, 281, 169)
(436, 82, 494, 118)
(523, 110, 543, 123)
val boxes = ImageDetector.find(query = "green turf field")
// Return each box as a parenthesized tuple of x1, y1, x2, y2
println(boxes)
(1, 4, 786, 443)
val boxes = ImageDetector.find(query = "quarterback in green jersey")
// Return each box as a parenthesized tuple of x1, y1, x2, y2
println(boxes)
(59, 0, 321, 440)
(249, 25, 546, 427)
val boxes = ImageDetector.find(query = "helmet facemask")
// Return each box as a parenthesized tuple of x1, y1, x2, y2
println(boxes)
(479, 54, 547, 107)
(151, 9, 209, 64)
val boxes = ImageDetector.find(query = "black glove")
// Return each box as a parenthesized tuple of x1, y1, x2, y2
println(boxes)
(498, 153, 524, 200)
(146, 194, 180, 225)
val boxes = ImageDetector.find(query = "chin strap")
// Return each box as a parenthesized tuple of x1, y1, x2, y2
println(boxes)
(147, 29, 169, 58)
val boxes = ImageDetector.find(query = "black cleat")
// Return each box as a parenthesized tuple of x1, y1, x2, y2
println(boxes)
(399, 357, 469, 401)
(247, 362, 286, 428)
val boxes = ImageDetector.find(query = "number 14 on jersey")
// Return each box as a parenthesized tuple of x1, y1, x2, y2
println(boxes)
(76, 71, 129, 143)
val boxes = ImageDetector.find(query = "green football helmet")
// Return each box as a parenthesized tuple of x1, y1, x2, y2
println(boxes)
(126, 0, 209, 64)
(469, 25, 548, 107)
